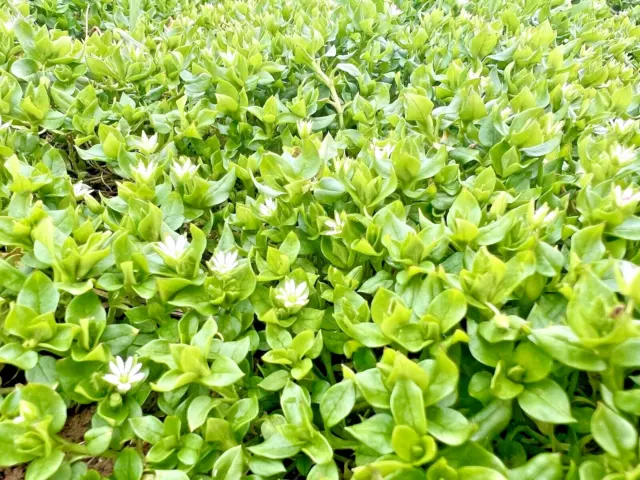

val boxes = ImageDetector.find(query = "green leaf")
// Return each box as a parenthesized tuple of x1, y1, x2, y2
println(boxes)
(346, 413, 395, 455)
(308, 461, 340, 480)
(18, 271, 59, 314)
(202, 356, 244, 387)
(354, 368, 391, 409)
(227, 397, 259, 431)
(529, 327, 606, 372)
(25, 450, 64, 480)
(247, 431, 302, 459)
(302, 430, 333, 464)
(507, 453, 563, 480)
(281, 380, 313, 426)
(610, 338, 640, 367)
(517, 379, 575, 424)
(591, 403, 638, 458)
(404, 93, 434, 124)
(65, 291, 106, 324)
(458, 466, 507, 480)
(129, 416, 164, 444)
(460, 91, 488, 121)
(204, 170, 237, 207)
(259, 370, 290, 391)
(423, 348, 459, 406)
(114, 448, 144, 480)
(426, 406, 473, 446)
(428, 289, 467, 333)
(249, 456, 286, 477)
(0, 257, 27, 292)
(154, 471, 190, 480)
(391, 378, 427, 435)
(320, 379, 356, 427)
(20, 384, 67, 433)
(187, 396, 221, 432)
(85, 426, 113, 455)
(0, 343, 38, 370)
(610, 217, 640, 240)
(392, 424, 437, 464)
(212, 446, 245, 480)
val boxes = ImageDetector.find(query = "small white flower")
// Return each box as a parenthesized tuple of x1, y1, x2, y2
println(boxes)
(432, 142, 455, 152)
(276, 279, 309, 308)
(373, 142, 394, 162)
(324, 211, 345, 236)
(561, 83, 578, 99)
(12, 415, 24, 424)
(103, 356, 144, 394)
(260, 197, 277, 217)
(618, 261, 640, 287)
(132, 161, 157, 181)
(334, 156, 354, 173)
(593, 125, 608, 136)
(138, 132, 158, 154)
(610, 144, 636, 166)
(297, 119, 313, 138)
(208, 250, 239, 274)
(387, 3, 402, 16)
(467, 69, 481, 80)
(171, 158, 199, 181)
(533, 204, 558, 227)
(73, 181, 93, 199)
(609, 118, 635, 133)
(614, 185, 640, 208)
(220, 49, 236, 64)
(580, 46, 595, 58)
(4, 17, 15, 31)
(544, 120, 564, 137)
(157, 234, 189, 260)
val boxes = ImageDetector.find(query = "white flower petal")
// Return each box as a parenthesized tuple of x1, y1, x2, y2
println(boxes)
(295, 282, 307, 297)
(130, 362, 143, 376)
(109, 360, 118, 374)
(117, 383, 132, 393)
(103, 374, 121, 385)
(124, 356, 133, 374)
(116, 356, 125, 372)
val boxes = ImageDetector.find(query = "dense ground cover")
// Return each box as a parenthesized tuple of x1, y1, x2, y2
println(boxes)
(0, 0, 639, 478)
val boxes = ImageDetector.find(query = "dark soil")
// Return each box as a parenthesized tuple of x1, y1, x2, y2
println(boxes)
(60, 405, 96, 443)
(86, 456, 115, 477)
(0, 466, 25, 480)
(59, 405, 115, 476)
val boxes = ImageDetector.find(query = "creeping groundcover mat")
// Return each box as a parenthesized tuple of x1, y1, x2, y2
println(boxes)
(0, 0, 639, 478)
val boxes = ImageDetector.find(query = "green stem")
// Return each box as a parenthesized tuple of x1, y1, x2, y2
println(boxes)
(321, 349, 336, 384)
(313, 63, 344, 128)
(60, 442, 91, 455)
(59, 440, 118, 459)
(507, 425, 549, 445)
